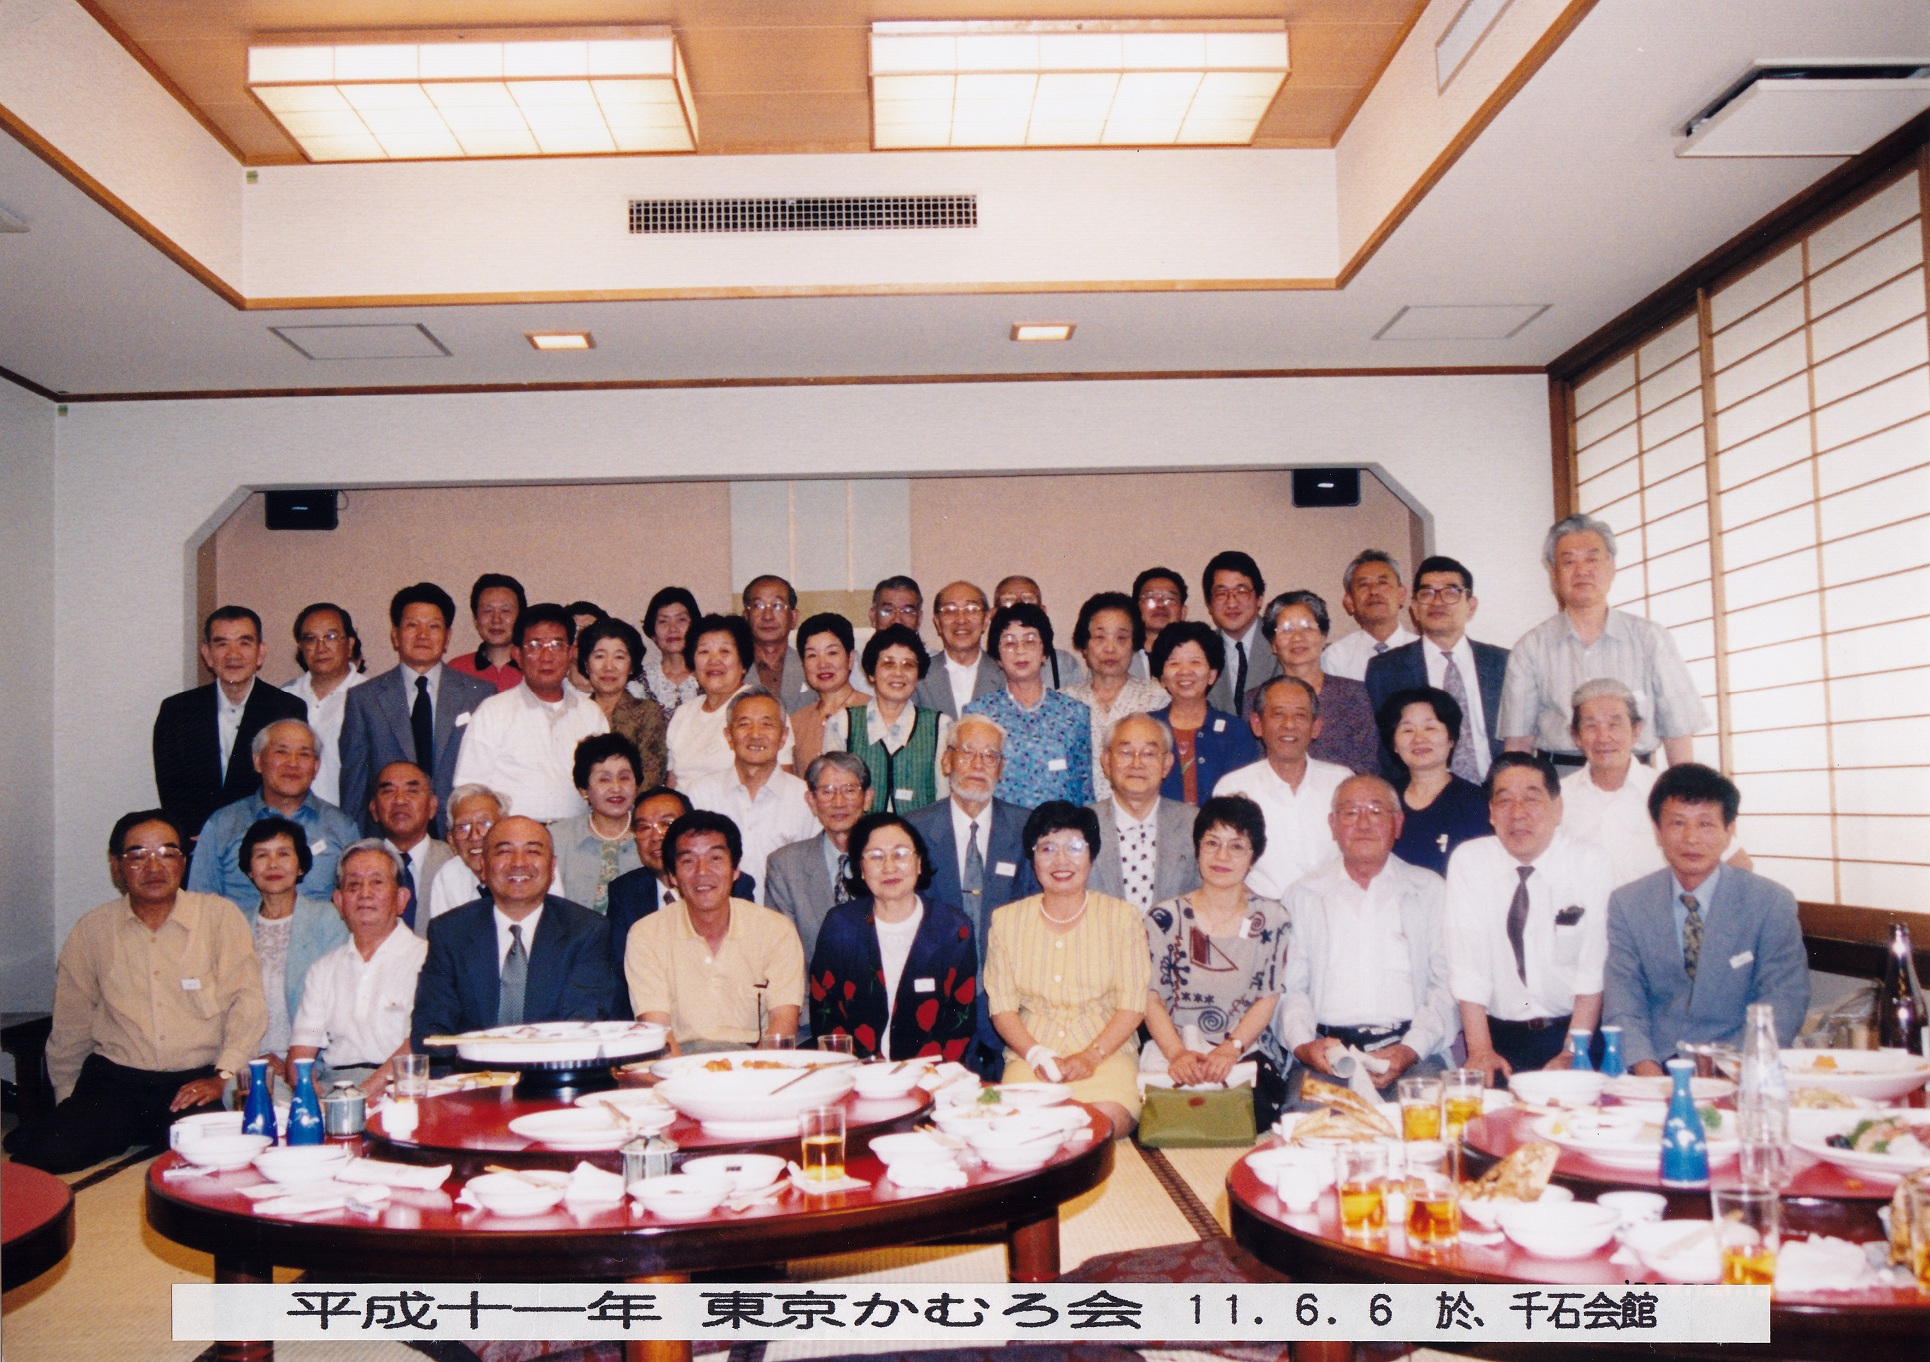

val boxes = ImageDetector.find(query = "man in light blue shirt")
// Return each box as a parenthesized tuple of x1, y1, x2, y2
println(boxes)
(187, 718, 359, 917)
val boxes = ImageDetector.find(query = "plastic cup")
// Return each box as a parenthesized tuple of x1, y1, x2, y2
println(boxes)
(1398, 1076, 1445, 1141)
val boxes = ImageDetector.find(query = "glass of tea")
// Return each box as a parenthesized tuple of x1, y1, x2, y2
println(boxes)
(1403, 1140, 1460, 1250)
(1397, 1076, 1445, 1141)
(1444, 1068, 1486, 1139)
(1711, 1185, 1780, 1286)
(1337, 1143, 1390, 1240)
(1904, 1172, 1930, 1290)
(800, 1105, 847, 1184)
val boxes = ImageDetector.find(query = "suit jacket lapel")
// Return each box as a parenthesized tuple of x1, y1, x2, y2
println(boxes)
(382, 670, 416, 759)
(433, 671, 465, 772)
(807, 833, 833, 907)
(973, 656, 1001, 702)
(523, 900, 564, 1018)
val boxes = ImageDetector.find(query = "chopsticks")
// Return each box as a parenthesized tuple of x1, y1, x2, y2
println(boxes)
(483, 1164, 554, 1188)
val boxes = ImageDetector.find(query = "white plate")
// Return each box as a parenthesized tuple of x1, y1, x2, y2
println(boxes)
(699, 1115, 812, 1141)
(1603, 1074, 1737, 1104)
(1776, 1049, 1930, 1101)
(1788, 1108, 1930, 1181)
(570, 1090, 679, 1134)
(1532, 1112, 1739, 1168)
(449, 1021, 666, 1066)
(507, 1107, 637, 1151)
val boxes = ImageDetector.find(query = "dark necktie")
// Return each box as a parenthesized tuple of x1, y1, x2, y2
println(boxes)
(833, 853, 850, 904)
(499, 923, 527, 1026)
(411, 674, 435, 772)
(962, 823, 985, 933)
(1373, 639, 1390, 655)
(1233, 638, 1249, 710)
(1681, 894, 1703, 982)
(396, 854, 417, 930)
(1507, 865, 1533, 983)
(1439, 652, 1482, 783)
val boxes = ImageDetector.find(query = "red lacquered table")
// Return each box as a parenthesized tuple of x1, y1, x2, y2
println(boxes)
(2, 1162, 75, 1292)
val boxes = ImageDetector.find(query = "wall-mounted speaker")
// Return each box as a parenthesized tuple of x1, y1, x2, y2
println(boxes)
(1291, 468, 1362, 508)
(264, 490, 339, 531)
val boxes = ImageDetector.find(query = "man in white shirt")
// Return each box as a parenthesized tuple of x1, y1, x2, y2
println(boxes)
(683, 691, 818, 893)
(425, 784, 508, 920)
(287, 840, 428, 1095)
(452, 604, 610, 823)
(915, 581, 1002, 718)
(1202, 550, 1276, 715)
(1277, 774, 1458, 1092)
(1213, 676, 1351, 900)
(368, 761, 453, 933)
(1445, 752, 1612, 1082)
(282, 603, 369, 807)
(1322, 550, 1419, 682)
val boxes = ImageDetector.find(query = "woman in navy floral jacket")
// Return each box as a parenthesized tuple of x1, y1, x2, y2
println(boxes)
(808, 812, 979, 1062)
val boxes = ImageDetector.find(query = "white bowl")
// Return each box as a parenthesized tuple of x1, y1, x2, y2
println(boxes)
(630, 1173, 732, 1220)
(1624, 1219, 1722, 1283)
(1508, 1069, 1608, 1109)
(992, 1106, 1089, 1139)
(252, 1144, 351, 1186)
(654, 1060, 858, 1130)
(997, 1081, 1073, 1109)
(1597, 1190, 1669, 1228)
(176, 1132, 272, 1171)
(679, 1154, 786, 1194)
(450, 1020, 666, 1066)
(932, 1100, 1016, 1134)
(868, 1132, 959, 1167)
(1496, 1200, 1621, 1259)
(978, 1138, 1063, 1172)
(1246, 1145, 1338, 1191)
(1460, 1184, 1572, 1228)
(458, 1172, 566, 1217)
(171, 1111, 245, 1149)
(852, 1064, 926, 1100)
(1778, 1048, 1930, 1102)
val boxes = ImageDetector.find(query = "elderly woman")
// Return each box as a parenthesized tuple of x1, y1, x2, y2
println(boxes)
(966, 604, 1094, 808)
(808, 812, 979, 1061)
(826, 624, 950, 813)
(1379, 687, 1490, 875)
(239, 817, 348, 1085)
(1064, 591, 1168, 801)
(576, 616, 668, 789)
(424, 784, 505, 920)
(636, 587, 701, 714)
(551, 733, 644, 913)
(281, 602, 367, 808)
(1254, 590, 1378, 774)
(1142, 795, 1290, 1124)
(788, 613, 867, 775)
(1147, 620, 1259, 806)
(664, 614, 793, 786)
(984, 801, 1150, 1138)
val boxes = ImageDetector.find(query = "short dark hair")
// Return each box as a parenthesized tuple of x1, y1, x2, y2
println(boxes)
(1484, 750, 1560, 802)
(1132, 566, 1188, 605)
(871, 575, 922, 604)
(470, 573, 527, 615)
(240, 816, 314, 879)
(683, 613, 753, 672)
(1263, 589, 1331, 638)
(988, 602, 1055, 664)
(1255, 673, 1321, 719)
(292, 601, 363, 674)
(842, 812, 936, 898)
(1413, 555, 1474, 594)
(389, 582, 457, 629)
(1648, 763, 1740, 826)
(573, 731, 643, 790)
(1202, 550, 1264, 603)
(577, 616, 645, 682)
(1022, 801, 1102, 858)
(514, 602, 577, 647)
(565, 600, 607, 622)
(663, 809, 743, 870)
(796, 612, 855, 656)
(109, 809, 178, 858)
(203, 605, 262, 644)
(642, 586, 700, 641)
(741, 575, 796, 609)
(862, 623, 931, 679)
(1148, 619, 1225, 680)
(636, 785, 692, 816)
(1193, 794, 1268, 860)
(1072, 591, 1146, 653)
(1375, 686, 1464, 765)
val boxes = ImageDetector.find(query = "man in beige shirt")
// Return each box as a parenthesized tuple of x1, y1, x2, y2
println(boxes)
(625, 810, 804, 1054)
(8, 810, 267, 1173)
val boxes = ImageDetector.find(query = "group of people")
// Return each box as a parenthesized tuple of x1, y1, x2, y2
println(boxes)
(8, 512, 1814, 1170)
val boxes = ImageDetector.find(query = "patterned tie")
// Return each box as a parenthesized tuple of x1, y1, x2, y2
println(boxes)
(1681, 894, 1703, 982)
(411, 674, 435, 772)
(1233, 639, 1249, 712)
(1439, 652, 1482, 783)
(1507, 865, 1533, 983)
(1373, 640, 1389, 655)
(962, 823, 985, 932)
(834, 853, 851, 904)
(396, 855, 417, 931)
(499, 923, 527, 1026)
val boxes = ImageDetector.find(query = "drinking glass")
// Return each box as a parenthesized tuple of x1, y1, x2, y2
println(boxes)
(1397, 1076, 1445, 1141)
(767, 1033, 797, 1051)
(1711, 1185, 1780, 1286)
(1337, 1143, 1390, 1240)
(1905, 1172, 1930, 1291)
(799, 1106, 847, 1184)
(1403, 1140, 1460, 1250)
(817, 1033, 855, 1057)
(393, 1053, 431, 1102)
(1444, 1068, 1486, 1139)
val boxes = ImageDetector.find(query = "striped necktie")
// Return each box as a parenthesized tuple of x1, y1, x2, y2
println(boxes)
(1681, 894, 1703, 982)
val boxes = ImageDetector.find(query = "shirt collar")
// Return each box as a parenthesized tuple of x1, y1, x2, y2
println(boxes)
(217, 679, 255, 714)
(402, 660, 444, 688)
(1672, 864, 1719, 907)
(494, 903, 544, 937)
(1113, 799, 1158, 832)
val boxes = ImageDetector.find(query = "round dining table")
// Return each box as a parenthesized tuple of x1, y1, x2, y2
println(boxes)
(2, 1162, 76, 1293)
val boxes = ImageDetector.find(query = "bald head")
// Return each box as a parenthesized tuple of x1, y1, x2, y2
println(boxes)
(481, 815, 555, 917)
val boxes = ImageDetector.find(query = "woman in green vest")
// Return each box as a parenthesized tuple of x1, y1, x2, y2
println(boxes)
(825, 624, 950, 815)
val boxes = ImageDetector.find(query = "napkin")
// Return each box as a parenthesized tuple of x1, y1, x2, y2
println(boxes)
(564, 1161, 627, 1205)
(787, 1161, 871, 1195)
(1326, 1046, 1392, 1105)
(339, 1157, 450, 1191)
(379, 1099, 419, 1139)
(252, 1191, 349, 1218)
(241, 1180, 390, 1209)
(1775, 1235, 1878, 1292)
(885, 1160, 968, 1190)
(159, 1163, 212, 1182)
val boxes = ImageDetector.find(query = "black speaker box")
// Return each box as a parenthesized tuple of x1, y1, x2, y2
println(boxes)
(1291, 468, 1361, 508)
(265, 490, 339, 531)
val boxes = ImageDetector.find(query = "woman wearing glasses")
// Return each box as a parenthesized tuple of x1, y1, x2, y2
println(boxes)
(984, 802, 1150, 1138)
(807, 812, 978, 1062)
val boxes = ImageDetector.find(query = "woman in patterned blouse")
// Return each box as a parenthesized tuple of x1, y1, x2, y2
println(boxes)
(638, 586, 701, 714)
(965, 603, 1094, 808)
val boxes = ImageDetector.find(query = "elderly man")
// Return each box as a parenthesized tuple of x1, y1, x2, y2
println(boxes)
(188, 719, 359, 914)
(452, 603, 610, 823)
(915, 581, 1002, 718)
(368, 760, 452, 930)
(1212, 677, 1350, 901)
(1500, 514, 1709, 769)
(764, 752, 873, 972)
(992, 575, 1087, 689)
(9, 812, 266, 1173)
(1605, 765, 1808, 1075)
(1365, 555, 1509, 783)
(1201, 551, 1277, 715)
(626, 811, 806, 1053)
(1445, 753, 1613, 1082)
(1089, 713, 1198, 909)
(1322, 550, 1419, 682)
(287, 839, 429, 1095)
(742, 575, 810, 710)
(448, 572, 527, 693)
(1277, 775, 1458, 1093)
(1129, 566, 1189, 680)
(282, 602, 368, 808)
(684, 691, 818, 892)
(869, 575, 925, 636)
(424, 784, 506, 921)
(154, 605, 309, 844)
(411, 816, 613, 1047)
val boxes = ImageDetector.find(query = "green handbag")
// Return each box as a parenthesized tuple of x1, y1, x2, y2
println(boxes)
(1135, 1083, 1258, 1148)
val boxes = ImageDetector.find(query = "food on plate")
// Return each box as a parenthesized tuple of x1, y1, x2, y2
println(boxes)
(1299, 1076, 1398, 1138)
(1811, 1054, 1838, 1070)
(701, 1057, 790, 1072)
(1826, 1115, 1929, 1159)
(1290, 1107, 1392, 1143)
(1790, 1086, 1858, 1109)
(1463, 1142, 1560, 1203)
(1888, 1178, 1917, 1265)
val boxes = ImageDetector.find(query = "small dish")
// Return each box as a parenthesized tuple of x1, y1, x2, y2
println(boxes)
(1623, 1219, 1722, 1283)
(867, 1132, 958, 1168)
(1597, 1189, 1669, 1229)
(630, 1173, 732, 1220)
(176, 1133, 272, 1171)
(679, 1154, 786, 1194)
(1460, 1184, 1572, 1229)
(852, 1063, 926, 1100)
(171, 1111, 245, 1148)
(458, 1171, 566, 1217)
(1507, 1070, 1608, 1110)
(1495, 1200, 1620, 1259)
(998, 1082, 1073, 1109)
(253, 1144, 351, 1186)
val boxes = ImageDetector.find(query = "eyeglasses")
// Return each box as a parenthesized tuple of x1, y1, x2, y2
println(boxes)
(450, 819, 496, 837)
(873, 604, 920, 620)
(861, 846, 918, 865)
(951, 746, 1002, 765)
(1334, 802, 1395, 820)
(120, 846, 185, 864)
(936, 602, 985, 617)
(1035, 837, 1089, 858)
(1273, 618, 1322, 634)
(1138, 591, 1182, 606)
(520, 639, 569, 655)
(744, 600, 790, 615)
(813, 783, 868, 800)
(298, 630, 346, 646)
(1210, 583, 1256, 601)
(1414, 585, 1468, 603)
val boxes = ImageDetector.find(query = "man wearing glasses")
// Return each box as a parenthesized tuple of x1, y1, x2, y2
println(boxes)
(1202, 550, 1278, 715)
(1128, 567, 1189, 680)
(914, 581, 1003, 719)
(765, 752, 875, 975)
(1365, 555, 1511, 783)
(741, 575, 810, 711)
(868, 575, 925, 638)
(9, 812, 267, 1172)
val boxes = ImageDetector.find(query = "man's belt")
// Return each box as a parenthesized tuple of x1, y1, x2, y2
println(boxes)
(1316, 1022, 1411, 1050)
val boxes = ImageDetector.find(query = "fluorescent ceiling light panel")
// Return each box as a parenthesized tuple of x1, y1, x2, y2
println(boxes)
(1011, 322, 1076, 342)
(526, 332, 595, 350)
(870, 20, 1287, 149)
(248, 27, 697, 162)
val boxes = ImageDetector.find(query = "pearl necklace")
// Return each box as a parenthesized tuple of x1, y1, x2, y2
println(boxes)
(1040, 892, 1090, 926)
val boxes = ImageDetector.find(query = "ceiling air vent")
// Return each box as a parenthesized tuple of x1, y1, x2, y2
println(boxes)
(1681, 64, 1930, 157)
(628, 195, 976, 234)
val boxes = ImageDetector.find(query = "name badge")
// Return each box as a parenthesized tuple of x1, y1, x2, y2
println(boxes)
(1729, 950, 1754, 970)
(895, 788, 916, 801)
(994, 860, 1017, 877)
(1047, 758, 1068, 772)
(311, 839, 328, 854)
(1213, 718, 1226, 733)
(454, 712, 471, 728)
(180, 977, 202, 992)
(913, 978, 936, 994)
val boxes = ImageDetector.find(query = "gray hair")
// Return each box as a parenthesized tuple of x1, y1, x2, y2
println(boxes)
(1543, 513, 1618, 567)
(446, 783, 510, 817)
(1254, 672, 1321, 719)
(335, 837, 404, 889)
(805, 750, 871, 791)
(1569, 677, 1643, 731)
(1342, 549, 1403, 596)
(725, 687, 784, 725)
(949, 713, 1007, 750)
(252, 718, 320, 761)
(1262, 589, 1331, 639)
(1331, 772, 1400, 814)
(1104, 710, 1173, 755)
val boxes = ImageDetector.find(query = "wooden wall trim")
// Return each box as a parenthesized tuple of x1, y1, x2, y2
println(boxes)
(1545, 374, 1573, 519)
(1801, 901, 1930, 981)
(0, 364, 62, 402)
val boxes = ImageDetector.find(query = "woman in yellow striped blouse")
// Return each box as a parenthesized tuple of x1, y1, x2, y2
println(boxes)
(984, 801, 1150, 1138)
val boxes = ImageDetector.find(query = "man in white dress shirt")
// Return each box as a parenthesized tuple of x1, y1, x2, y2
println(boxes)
(683, 691, 818, 892)
(1322, 550, 1419, 682)
(1213, 676, 1351, 901)
(452, 603, 610, 823)
(1445, 752, 1612, 1082)
(282, 603, 369, 807)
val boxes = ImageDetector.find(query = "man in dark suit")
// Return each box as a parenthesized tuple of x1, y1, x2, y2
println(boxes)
(411, 816, 613, 1049)
(764, 752, 872, 983)
(914, 581, 1003, 719)
(907, 714, 1039, 1076)
(605, 788, 752, 1018)
(153, 605, 309, 845)
(340, 583, 495, 837)
(1202, 551, 1277, 715)
(1604, 765, 1809, 1074)
(1365, 555, 1509, 784)
(1088, 713, 1199, 909)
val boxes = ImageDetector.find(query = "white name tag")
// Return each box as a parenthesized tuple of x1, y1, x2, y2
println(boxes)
(454, 711, 471, 727)
(913, 978, 936, 994)
(1729, 950, 1754, 970)
(1213, 718, 1226, 733)
(180, 977, 202, 992)
(895, 788, 916, 801)
(1047, 758, 1068, 772)
(994, 860, 1017, 877)
(311, 839, 327, 853)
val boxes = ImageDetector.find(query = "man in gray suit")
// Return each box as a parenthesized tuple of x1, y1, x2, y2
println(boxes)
(915, 581, 1002, 719)
(1088, 713, 1199, 909)
(763, 752, 871, 976)
(340, 583, 496, 837)
(1604, 764, 1809, 1074)
(1202, 551, 1279, 715)
(368, 760, 454, 934)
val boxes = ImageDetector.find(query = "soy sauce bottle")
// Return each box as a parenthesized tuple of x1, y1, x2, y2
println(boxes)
(1876, 923, 1926, 1056)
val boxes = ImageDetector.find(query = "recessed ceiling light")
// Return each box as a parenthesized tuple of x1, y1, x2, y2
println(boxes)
(526, 331, 595, 350)
(1011, 323, 1076, 342)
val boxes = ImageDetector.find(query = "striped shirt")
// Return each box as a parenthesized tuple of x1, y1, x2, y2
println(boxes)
(983, 893, 1150, 1058)
(1498, 609, 1709, 756)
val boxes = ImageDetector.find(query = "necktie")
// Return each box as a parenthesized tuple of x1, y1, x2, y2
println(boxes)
(834, 853, 850, 903)
(1682, 894, 1703, 981)
(1439, 652, 1482, 783)
(411, 674, 435, 772)
(397, 855, 417, 930)
(1233, 639, 1249, 711)
(1507, 865, 1533, 983)
(962, 823, 985, 930)
(499, 923, 527, 1026)
(1374, 640, 1389, 655)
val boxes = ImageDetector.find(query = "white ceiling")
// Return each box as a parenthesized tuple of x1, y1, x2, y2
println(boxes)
(1, 0, 1924, 398)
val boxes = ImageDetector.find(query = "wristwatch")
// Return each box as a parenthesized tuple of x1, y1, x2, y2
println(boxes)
(215, 1068, 234, 1083)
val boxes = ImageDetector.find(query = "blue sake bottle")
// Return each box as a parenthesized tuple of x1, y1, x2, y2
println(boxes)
(241, 1057, 279, 1142)
(1567, 1028, 1594, 1072)
(1598, 1025, 1626, 1079)
(287, 1058, 324, 1146)
(1659, 1057, 1710, 1188)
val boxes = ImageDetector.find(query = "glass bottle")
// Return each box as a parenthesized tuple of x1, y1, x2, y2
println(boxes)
(286, 1058, 324, 1146)
(241, 1057, 279, 1143)
(1737, 1003, 1790, 1189)
(1567, 1028, 1593, 1071)
(1660, 1057, 1710, 1189)
(1877, 923, 1927, 1056)
(1598, 1025, 1626, 1079)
